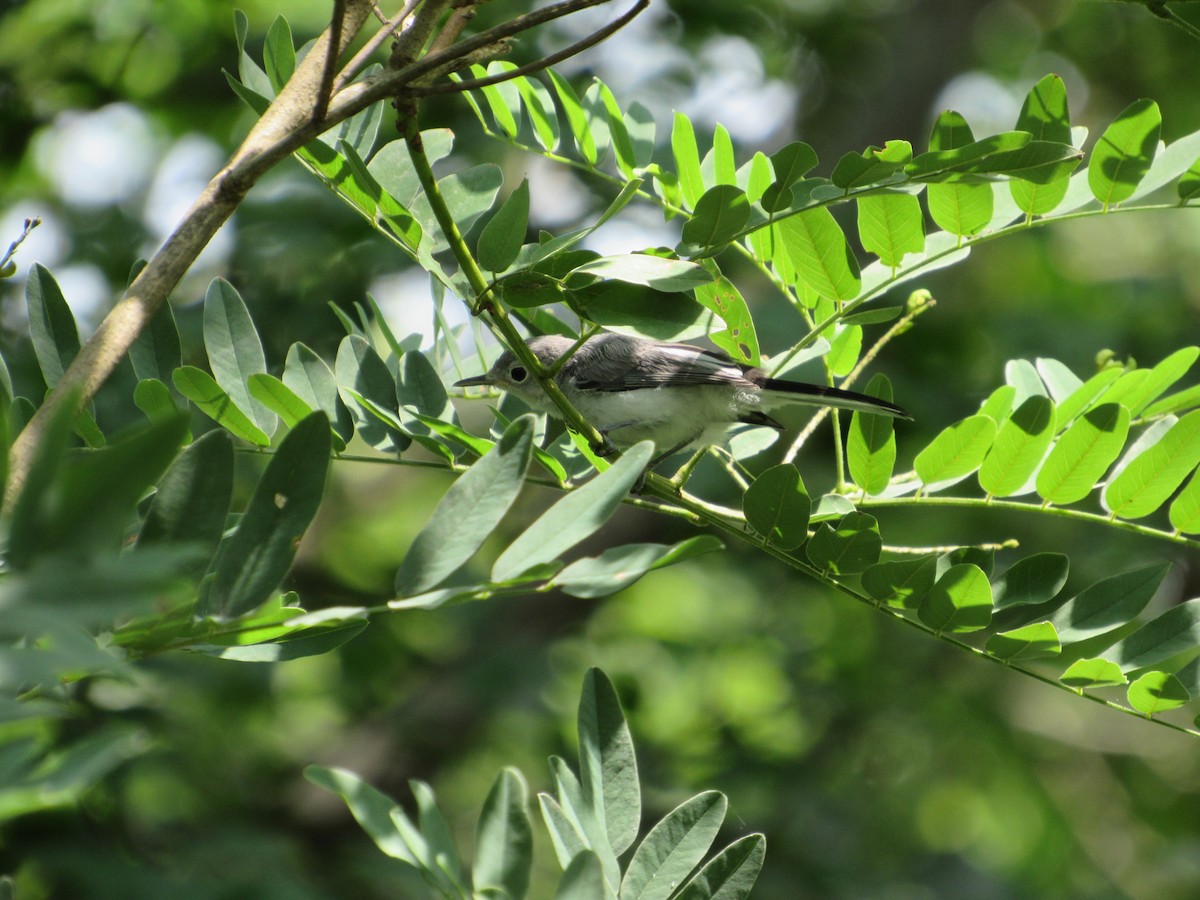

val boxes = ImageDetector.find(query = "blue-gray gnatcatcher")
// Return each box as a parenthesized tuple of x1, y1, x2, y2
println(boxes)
(454, 333, 908, 459)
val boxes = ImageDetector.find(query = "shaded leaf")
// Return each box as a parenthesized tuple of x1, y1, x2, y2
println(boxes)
(1105, 598, 1200, 673)
(743, 464, 810, 550)
(553, 536, 723, 599)
(395, 416, 534, 596)
(806, 512, 880, 574)
(474, 768, 533, 900)
(862, 556, 937, 609)
(492, 443, 653, 582)
(568, 255, 713, 292)
(1052, 564, 1169, 645)
(578, 668, 640, 857)
(203, 278, 275, 434)
(675, 833, 766, 900)
(26, 263, 80, 388)
(621, 792, 727, 900)
(200, 413, 331, 618)
(478, 179, 530, 273)
(992, 553, 1069, 611)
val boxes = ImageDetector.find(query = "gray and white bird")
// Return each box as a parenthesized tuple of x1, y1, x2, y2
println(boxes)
(455, 333, 908, 459)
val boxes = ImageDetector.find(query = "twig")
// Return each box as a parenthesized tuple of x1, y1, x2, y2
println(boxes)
(0, 217, 40, 273)
(407, 0, 650, 96)
(334, 0, 423, 93)
(314, 0, 347, 126)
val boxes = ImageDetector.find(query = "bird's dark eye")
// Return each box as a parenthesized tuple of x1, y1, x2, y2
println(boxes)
(510, 366, 528, 382)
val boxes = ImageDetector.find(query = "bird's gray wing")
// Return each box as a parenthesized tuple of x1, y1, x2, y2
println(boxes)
(569, 340, 752, 392)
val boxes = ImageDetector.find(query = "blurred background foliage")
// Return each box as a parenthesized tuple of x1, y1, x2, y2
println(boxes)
(3, 0, 1200, 897)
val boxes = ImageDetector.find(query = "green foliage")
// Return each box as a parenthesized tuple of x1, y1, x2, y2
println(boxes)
(309, 669, 764, 899)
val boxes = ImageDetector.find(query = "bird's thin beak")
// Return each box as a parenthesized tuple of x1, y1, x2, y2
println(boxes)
(454, 373, 493, 388)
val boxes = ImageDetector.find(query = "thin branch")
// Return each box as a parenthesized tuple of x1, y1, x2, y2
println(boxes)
(427, 0, 481, 55)
(406, 0, 650, 96)
(1147, 0, 1200, 41)
(0, 217, 40, 273)
(334, 0, 423, 93)
(313, 0, 348, 125)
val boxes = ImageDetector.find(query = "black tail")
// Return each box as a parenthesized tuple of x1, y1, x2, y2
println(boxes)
(757, 377, 910, 418)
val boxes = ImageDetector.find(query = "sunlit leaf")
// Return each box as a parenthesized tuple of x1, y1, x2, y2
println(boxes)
(918, 563, 993, 633)
(680, 185, 750, 257)
(568, 255, 713, 292)
(694, 275, 760, 365)
(847, 374, 897, 495)
(1036, 403, 1129, 504)
(777, 208, 861, 301)
(978, 395, 1055, 497)
(550, 70, 597, 165)
(172, 366, 270, 446)
(674, 833, 766, 900)
(985, 621, 1061, 661)
(861, 556, 937, 609)
(474, 768, 533, 900)
(1010, 75, 1073, 215)
(925, 112, 993, 236)
(856, 193, 924, 268)
(914, 415, 998, 488)
(203, 278, 275, 434)
(1127, 671, 1190, 716)
(1103, 409, 1200, 518)
(553, 536, 723, 599)
(1060, 658, 1127, 690)
(1089, 99, 1161, 207)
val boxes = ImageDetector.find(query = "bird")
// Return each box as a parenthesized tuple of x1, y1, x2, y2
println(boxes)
(454, 333, 908, 460)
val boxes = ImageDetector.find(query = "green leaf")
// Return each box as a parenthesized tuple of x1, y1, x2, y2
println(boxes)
(263, 15, 295, 92)
(847, 374, 897, 495)
(395, 416, 534, 596)
(1169, 466, 1200, 534)
(137, 430, 233, 581)
(978, 395, 1055, 497)
(925, 112, 993, 236)
(1119, 347, 1199, 417)
(1054, 364, 1124, 425)
(474, 768, 533, 900)
(742, 464, 810, 550)
(492, 443, 653, 582)
(830, 140, 912, 189)
(200, 412, 331, 619)
(478, 179, 530, 273)
(672, 112, 705, 208)
(577, 668, 640, 857)
(1180, 155, 1200, 202)
(1105, 598, 1200, 673)
(172, 366, 270, 446)
(1144, 383, 1200, 419)
(595, 81, 636, 178)
(554, 851, 612, 900)
(574, 282, 709, 342)
(1089, 99, 1161, 207)
(861, 556, 937, 609)
(515, 75, 560, 151)
(1103, 409, 1200, 518)
(398, 350, 453, 422)
(1010, 75, 1073, 215)
(203, 278, 275, 434)
(680, 185, 750, 257)
(549, 70, 597, 165)
(539, 794, 588, 873)
(762, 142, 818, 212)
(856, 193, 924, 268)
(129, 300, 182, 385)
(985, 622, 1061, 661)
(133, 378, 179, 424)
(777, 208, 861, 301)
(304, 766, 418, 865)
(335, 335, 408, 453)
(568, 255, 713, 292)
(1127, 671, 1190, 716)
(674, 833, 766, 900)
(694, 276, 760, 365)
(978, 384, 1016, 423)
(248, 374, 314, 428)
(621, 792, 727, 900)
(367, 128, 453, 207)
(806, 511, 880, 574)
(410, 780, 470, 894)
(283, 342, 352, 443)
(1060, 658, 1127, 690)
(992, 553, 1069, 611)
(1051, 564, 1169, 645)
(553, 536, 723, 599)
(26, 263, 80, 388)
(915, 415, 997, 488)
(474, 62, 522, 139)
(1036, 403, 1129, 504)
(918, 563, 993, 633)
